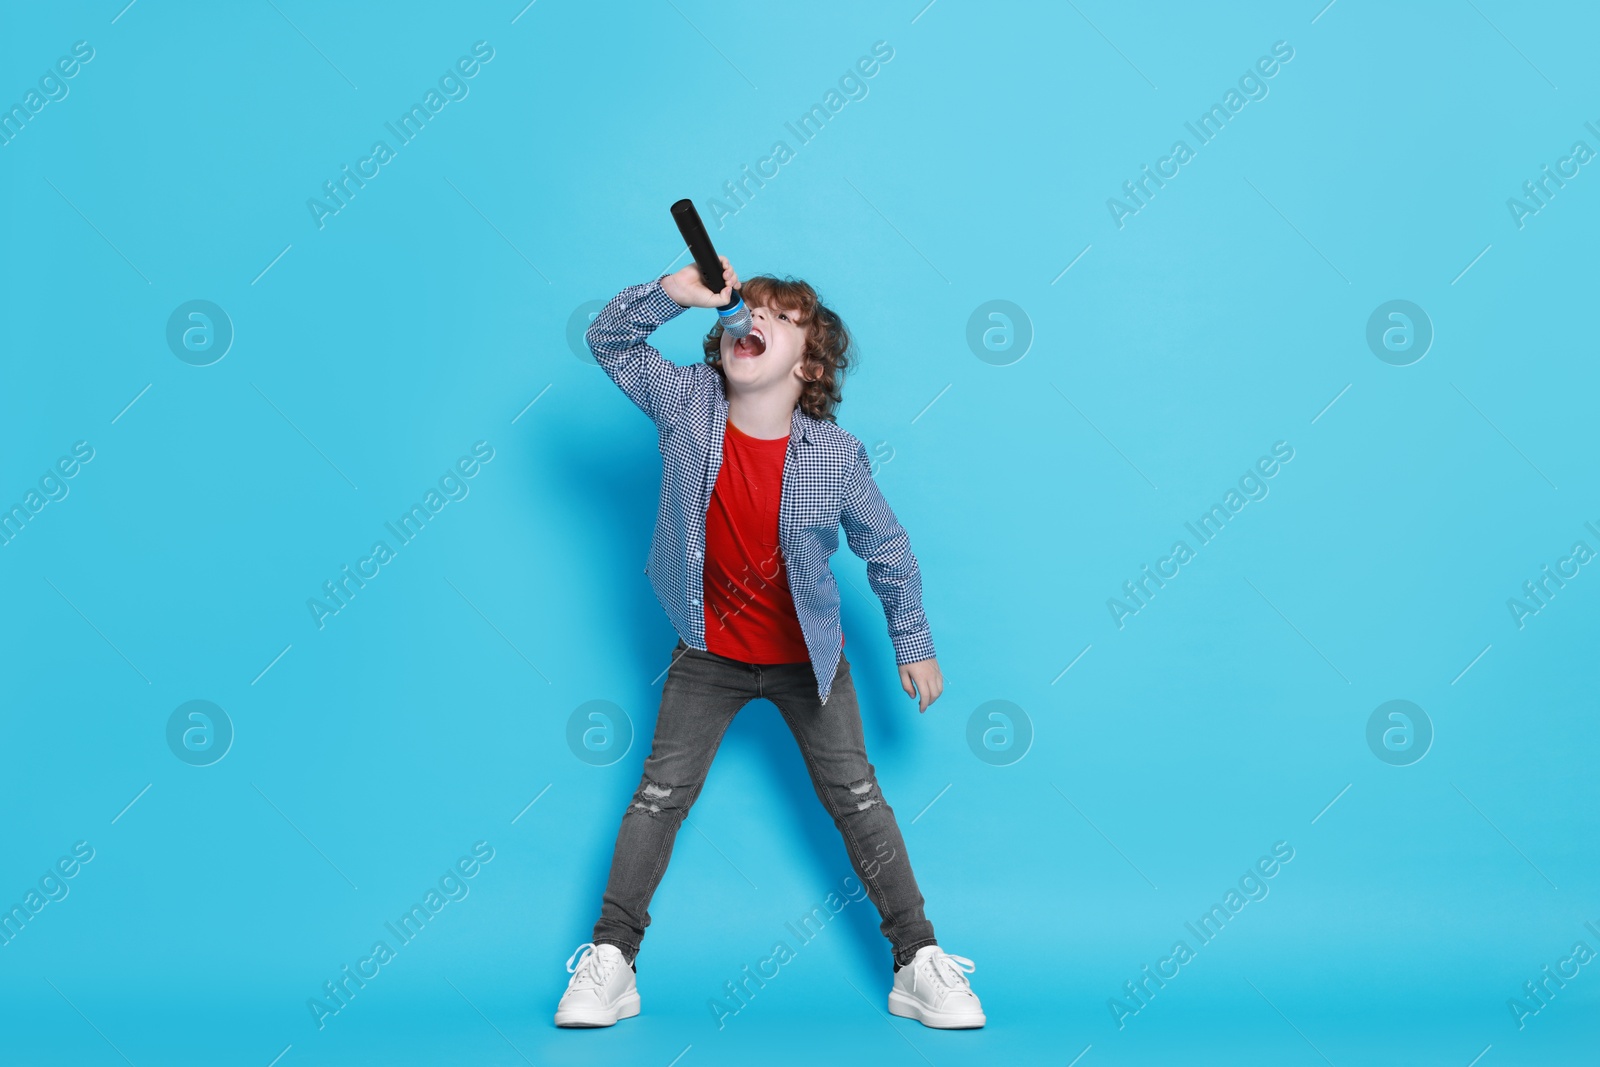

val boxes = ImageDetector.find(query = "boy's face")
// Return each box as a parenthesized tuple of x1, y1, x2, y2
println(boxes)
(720, 301, 811, 396)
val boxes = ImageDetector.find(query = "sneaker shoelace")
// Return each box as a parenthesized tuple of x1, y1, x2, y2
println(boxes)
(912, 948, 976, 997)
(565, 942, 619, 991)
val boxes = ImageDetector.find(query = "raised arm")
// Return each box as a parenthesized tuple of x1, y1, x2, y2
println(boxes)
(586, 258, 740, 429)
(585, 280, 696, 428)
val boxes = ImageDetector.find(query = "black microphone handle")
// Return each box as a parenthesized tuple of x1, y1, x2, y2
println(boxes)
(670, 198, 739, 313)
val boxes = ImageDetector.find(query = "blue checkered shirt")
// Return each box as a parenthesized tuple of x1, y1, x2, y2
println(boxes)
(587, 279, 936, 704)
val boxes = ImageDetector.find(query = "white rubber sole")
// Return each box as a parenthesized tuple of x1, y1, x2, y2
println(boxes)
(554, 989, 640, 1028)
(887, 989, 986, 1029)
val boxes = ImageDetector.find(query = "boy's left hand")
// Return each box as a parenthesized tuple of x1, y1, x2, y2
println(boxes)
(899, 657, 943, 713)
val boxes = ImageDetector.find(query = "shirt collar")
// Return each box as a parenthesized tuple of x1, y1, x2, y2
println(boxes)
(789, 405, 814, 446)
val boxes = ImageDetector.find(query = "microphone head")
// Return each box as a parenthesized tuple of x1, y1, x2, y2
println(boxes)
(717, 295, 753, 339)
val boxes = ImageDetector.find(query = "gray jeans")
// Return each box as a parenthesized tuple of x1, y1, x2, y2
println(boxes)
(592, 638, 937, 967)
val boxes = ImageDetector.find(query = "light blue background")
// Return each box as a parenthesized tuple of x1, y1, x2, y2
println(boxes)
(2, 1, 1597, 1064)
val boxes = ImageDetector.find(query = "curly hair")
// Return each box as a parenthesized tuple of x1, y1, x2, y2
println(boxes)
(701, 275, 853, 422)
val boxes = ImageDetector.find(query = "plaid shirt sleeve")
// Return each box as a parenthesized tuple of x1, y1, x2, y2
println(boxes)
(585, 279, 700, 428)
(839, 439, 937, 665)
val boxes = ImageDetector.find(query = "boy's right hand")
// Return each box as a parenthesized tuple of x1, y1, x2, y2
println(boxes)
(660, 255, 739, 309)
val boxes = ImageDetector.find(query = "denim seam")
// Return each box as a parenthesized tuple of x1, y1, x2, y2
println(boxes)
(769, 693, 909, 955)
(631, 662, 745, 936)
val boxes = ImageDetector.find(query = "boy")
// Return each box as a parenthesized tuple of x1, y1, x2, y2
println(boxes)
(555, 257, 984, 1030)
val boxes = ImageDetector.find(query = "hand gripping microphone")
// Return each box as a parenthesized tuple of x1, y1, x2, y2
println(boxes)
(670, 199, 756, 344)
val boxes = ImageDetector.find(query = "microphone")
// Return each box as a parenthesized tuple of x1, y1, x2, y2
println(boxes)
(670, 199, 755, 342)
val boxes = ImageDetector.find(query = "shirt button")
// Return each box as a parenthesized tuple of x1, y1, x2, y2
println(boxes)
(690, 597, 700, 605)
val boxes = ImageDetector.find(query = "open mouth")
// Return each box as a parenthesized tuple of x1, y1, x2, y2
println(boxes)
(733, 327, 767, 358)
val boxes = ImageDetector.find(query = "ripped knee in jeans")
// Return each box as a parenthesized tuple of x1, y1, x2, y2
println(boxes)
(846, 775, 881, 812)
(628, 777, 677, 816)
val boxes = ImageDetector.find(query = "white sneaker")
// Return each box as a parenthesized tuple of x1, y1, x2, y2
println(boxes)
(887, 945, 986, 1029)
(554, 942, 640, 1027)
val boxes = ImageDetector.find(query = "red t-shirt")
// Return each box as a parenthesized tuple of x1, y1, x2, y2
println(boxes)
(702, 418, 835, 664)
